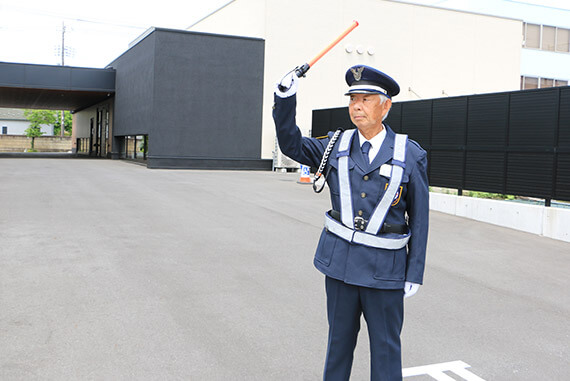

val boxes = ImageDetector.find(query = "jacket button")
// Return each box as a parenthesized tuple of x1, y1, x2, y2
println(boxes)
(361, 192, 366, 198)
(358, 210, 363, 216)
(363, 175, 369, 181)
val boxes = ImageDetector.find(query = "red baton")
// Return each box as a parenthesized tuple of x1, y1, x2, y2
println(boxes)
(294, 20, 359, 77)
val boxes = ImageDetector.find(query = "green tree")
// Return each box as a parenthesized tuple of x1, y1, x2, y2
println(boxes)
(24, 110, 56, 151)
(54, 111, 72, 136)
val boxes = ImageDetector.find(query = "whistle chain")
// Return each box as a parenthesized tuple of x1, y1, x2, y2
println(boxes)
(313, 129, 342, 193)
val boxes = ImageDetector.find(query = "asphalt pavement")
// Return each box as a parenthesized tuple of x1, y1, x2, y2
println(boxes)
(1, 158, 568, 380)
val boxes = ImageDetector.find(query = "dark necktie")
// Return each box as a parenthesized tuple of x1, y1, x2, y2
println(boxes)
(361, 141, 371, 163)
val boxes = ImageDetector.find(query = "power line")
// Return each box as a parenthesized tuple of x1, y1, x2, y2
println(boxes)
(1, 4, 148, 30)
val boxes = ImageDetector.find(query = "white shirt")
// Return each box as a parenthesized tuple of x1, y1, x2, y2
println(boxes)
(358, 127, 386, 164)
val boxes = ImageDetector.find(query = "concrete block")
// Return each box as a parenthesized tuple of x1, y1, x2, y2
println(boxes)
(455, 197, 544, 235)
(432, 192, 570, 242)
(429, 193, 457, 215)
(542, 207, 570, 243)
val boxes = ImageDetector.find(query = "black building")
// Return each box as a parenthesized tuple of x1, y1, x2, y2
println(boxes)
(0, 28, 271, 170)
(103, 28, 269, 170)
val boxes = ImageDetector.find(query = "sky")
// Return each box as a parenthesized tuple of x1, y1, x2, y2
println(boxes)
(1, 0, 570, 69)
(0, 0, 231, 68)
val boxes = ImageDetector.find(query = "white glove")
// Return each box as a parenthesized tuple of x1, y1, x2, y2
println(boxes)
(275, 71, 298, 98)
(404, 282, 420, 299)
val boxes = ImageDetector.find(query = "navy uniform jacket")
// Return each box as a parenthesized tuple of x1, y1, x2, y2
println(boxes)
(273, 94, 429, 289)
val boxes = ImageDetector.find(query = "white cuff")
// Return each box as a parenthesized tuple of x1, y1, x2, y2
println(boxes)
(404, 281, 420, 298)
(275, 72, 298, 98)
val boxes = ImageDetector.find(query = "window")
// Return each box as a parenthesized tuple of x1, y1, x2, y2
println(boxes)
(523, 23, 570, 53)
(521, 76, 569, 90)
(541, 78, 554, 87)
(542, 26, 556, 51)
(524, 23, 540, 49)
(1, 126, 7, 135)
(522, 76, 538, 89)
(557, 28, 570, 52)
(122, 135, 148, 161)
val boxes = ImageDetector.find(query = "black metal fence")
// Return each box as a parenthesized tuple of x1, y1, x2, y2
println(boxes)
(311, 86, 570, 203)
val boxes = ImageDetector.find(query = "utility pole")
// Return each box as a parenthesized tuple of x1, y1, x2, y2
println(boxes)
(61, 21, 66, 66)
(60, 22, 66, 137)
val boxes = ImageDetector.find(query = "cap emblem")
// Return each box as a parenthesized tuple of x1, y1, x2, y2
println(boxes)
(351, 66, 364, 81)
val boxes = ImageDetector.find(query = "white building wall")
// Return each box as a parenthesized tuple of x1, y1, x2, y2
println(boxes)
(74, 106, 97, 139)
(521, 48, 570, 81)
(42, 124, 53, 136)
(72, 101, 113, 156)
(394, 0, 570, 84)
(1, 120, 30, 135)
(0, 120, 53, 135)
(189, 0, 522, 161)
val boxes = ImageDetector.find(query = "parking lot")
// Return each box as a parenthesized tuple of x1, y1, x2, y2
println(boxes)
(1, 158, 569, 380)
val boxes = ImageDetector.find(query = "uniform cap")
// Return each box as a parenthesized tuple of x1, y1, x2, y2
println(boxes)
(344, 65, 400, 98)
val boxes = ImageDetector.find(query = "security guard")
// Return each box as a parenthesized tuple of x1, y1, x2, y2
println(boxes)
(273, 65, 429, 380)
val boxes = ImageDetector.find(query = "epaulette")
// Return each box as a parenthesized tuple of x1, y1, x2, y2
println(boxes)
(408, 139, 427, 154)
(408, 139, 421, 148)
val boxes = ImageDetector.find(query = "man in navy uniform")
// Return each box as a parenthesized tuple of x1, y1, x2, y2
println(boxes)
(273, 65, 429, 380)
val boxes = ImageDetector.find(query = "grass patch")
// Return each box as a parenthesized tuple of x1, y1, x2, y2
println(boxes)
(430, 187, 515, 200)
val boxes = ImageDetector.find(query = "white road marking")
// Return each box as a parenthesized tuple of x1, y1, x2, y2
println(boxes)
(403, 360, 486, 381)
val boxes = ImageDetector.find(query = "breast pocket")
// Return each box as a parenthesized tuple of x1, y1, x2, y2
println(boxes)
(391, 173, 409, 207)
(395, 173, 409, 207)
(379, 171, 409, 207)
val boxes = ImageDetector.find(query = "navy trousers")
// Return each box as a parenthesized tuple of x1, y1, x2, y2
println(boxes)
(323, 276, 404, 381)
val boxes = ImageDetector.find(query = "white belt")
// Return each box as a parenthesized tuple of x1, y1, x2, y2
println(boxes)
(324, 212, 410, 250)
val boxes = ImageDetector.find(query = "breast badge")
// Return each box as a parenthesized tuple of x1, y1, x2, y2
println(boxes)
(384, 183, 403, 206)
